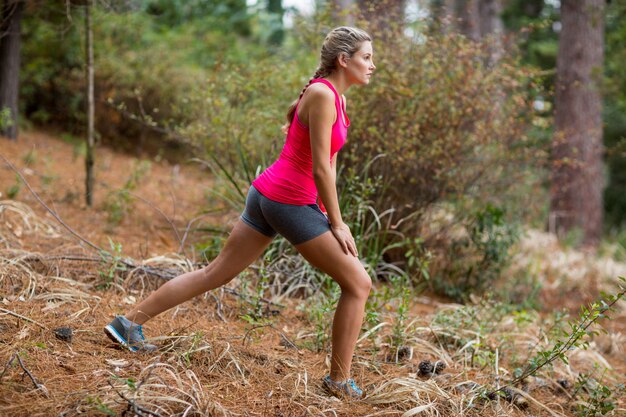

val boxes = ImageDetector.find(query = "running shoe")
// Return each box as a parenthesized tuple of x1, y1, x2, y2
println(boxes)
(104, 315, 157, 352)
(322, 375, 365, 399)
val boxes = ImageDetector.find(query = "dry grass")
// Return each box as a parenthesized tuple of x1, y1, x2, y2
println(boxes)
(1, 200, 625, 417)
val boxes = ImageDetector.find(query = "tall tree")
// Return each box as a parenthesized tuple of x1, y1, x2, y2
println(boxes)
(357, 0, 405, 39)
(478, 0, 503, 64)
(84, 0, 94, 206)
(550, 0, 605, 247)
(267, 0, 284, 45)
(0, 0, 24, 140)
(331, 0, 354, 26)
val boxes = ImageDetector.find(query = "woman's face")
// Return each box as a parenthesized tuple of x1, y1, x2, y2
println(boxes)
(344, 41, 376, 85)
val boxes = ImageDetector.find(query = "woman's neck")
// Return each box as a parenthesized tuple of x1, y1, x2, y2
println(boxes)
(323, 73, 351, 96)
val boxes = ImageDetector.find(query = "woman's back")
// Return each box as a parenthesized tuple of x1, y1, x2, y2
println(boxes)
(252, 78, 349, 205)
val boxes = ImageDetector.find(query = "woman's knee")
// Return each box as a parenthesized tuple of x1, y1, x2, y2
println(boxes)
(341, 271, 372, 299)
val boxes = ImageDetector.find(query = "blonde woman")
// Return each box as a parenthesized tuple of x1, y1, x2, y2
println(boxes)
(105, 26, 376, 399)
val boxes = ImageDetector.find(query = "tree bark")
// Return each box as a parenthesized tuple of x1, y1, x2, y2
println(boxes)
(331, 0, 354, 26)
(267, 0, 284, 45)
(478, 0, 503, 64)
(550, 0, 605, 247)
(358, 0, 405, 39)
(0, 0, 24, 140)
(457, 0, 481, 40)
(85, 1, 95, 207)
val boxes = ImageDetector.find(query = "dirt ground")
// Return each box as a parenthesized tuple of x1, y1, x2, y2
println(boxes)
(1, 131, 624, 416)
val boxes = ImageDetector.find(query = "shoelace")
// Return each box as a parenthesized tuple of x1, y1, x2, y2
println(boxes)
(326, 377, 362, 396)
(345, 379, 362, 395)
(137, 325, 145, 340)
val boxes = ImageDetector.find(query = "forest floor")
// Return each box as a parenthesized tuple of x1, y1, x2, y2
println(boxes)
(0, 130, 624, 417)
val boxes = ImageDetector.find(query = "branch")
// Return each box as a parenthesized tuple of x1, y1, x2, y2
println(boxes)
(0, 307, 48, 330)
(109, 381, 164, 417)
(0, 153, 105, 254)
(1, 352, 49, 396)
(487, 284, 625, 398)
(127, 191, 182, 249)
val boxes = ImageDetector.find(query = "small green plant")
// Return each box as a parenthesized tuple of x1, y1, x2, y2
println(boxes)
(436, 204, 520, 302)
(0, 107, 13, 131)
(250, 259, 271, 320)
(111, 374, 137, 391)
(574, 368, 623, 417)
(181, 331, 205, 367)
(103, 160, 152, 226)
(6, 174, 22, 199)
(86, 396, 116, 416)
(298, 282, 340, 352)
(22, 149, 36, 166)
(385, 275, 413, 361)
(97, 238, 128, 289)
(487, 278, 625, 399)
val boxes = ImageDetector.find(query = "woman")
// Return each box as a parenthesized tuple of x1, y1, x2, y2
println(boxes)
(105, 26, 376, 399)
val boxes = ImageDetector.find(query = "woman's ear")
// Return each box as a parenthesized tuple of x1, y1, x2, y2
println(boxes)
(337, 52, 350, 68)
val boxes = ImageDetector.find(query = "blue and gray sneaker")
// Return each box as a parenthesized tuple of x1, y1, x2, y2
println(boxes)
(322, 375, 365, 399)
(104, 315, 157, 352)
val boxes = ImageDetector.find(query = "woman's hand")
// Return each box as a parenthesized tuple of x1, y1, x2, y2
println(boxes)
(331, 222, 358, 257)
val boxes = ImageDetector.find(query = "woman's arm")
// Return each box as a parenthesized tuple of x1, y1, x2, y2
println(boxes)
(308, 86, 357, 257)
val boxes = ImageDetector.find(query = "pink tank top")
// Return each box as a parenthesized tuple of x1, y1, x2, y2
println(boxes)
(252, 79, 349, 205)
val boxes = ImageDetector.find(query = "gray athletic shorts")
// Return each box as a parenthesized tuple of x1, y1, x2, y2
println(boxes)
(240, 185, 331, 245)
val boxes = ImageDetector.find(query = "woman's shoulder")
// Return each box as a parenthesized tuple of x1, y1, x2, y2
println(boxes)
(305, 82, 336, 100)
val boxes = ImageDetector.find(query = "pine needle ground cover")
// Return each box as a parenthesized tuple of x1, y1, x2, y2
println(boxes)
(1, 132, 624, 416)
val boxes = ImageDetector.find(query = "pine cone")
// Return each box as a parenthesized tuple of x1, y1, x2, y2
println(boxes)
(417, 360, 434, 376)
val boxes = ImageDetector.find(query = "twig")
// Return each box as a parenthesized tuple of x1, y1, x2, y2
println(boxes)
(0, 307, 48, 330)
(0, 153, 105, 254)
(127, 191, 182, 250)
(487, 286, 625, 397)
(110, 381, 164, 417)
(210, 293, 227, 322)
(1, 352, 49, 396)
(178, 213, 220, 254)
(15, 353, 47, 394)
(0, 352, 17, 380)
(243, 323, 273, 346)
(223, 287, 285, 309)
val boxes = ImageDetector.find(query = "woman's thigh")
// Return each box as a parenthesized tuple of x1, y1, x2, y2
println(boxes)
(295, 231, 372, 296)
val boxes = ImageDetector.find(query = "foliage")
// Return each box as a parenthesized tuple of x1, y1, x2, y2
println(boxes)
(0, 107, 14, 131)
(97, 238, 128, 289)
(297, 282, 340, 352)
(177, 48, 315, 180)
(434, 205, 520, 301)
(574, 369, 623, 417)
(102, 160, 152, 226)
(337, 161, 418, 282)
(340, 21, 545, 223)
(488, 278, 625, 399)
(6, 174, 22, 199)
(603, 1, 626, 229)
(19, 3, 287, 151)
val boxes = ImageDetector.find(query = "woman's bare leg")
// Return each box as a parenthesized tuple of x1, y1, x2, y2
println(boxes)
(295, 231, 372, 381)
(125, 220, 274, 325)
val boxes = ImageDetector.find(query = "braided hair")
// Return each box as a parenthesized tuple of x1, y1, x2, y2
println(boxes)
(283, 26, 371, 132)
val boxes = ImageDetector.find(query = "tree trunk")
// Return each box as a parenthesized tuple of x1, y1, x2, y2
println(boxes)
(478, 0, 503, 64)
(85, 1, 95, 207)
(267, 0, 284, 46)
(358, 0, 405, 39)
(457, 0, 481, 40)
(331, 0, 354, 26)
(0, 0, 24, 140)
(550, 0, 605, 247)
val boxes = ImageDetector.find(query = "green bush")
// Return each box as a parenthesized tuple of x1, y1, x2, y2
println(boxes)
(433, 205, 520, 302)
